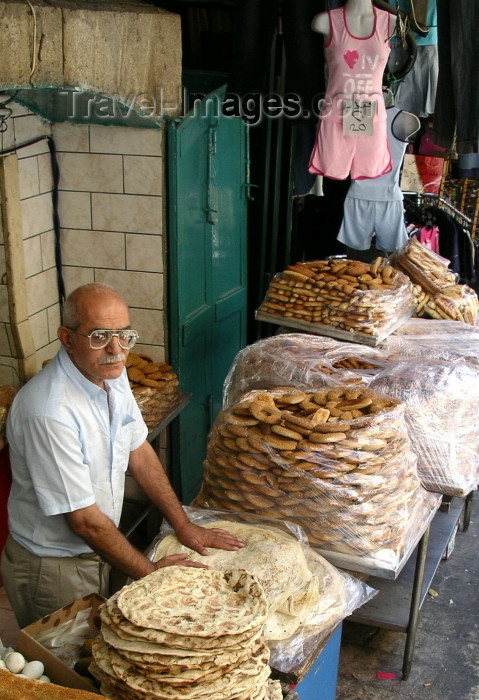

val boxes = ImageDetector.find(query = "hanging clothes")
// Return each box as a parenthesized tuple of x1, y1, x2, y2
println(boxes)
(432, 0, 479, 154)
(308, 5, 393, 180)
(337, 106, 418, 251)
(404, 200, 476, 285)
(394, 1, 438, 118)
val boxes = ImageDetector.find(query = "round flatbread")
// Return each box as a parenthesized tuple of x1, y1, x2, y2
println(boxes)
(116, 567, 268, 637)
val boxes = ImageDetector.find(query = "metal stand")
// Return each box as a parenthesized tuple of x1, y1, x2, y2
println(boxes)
(348, 497, 465, 680)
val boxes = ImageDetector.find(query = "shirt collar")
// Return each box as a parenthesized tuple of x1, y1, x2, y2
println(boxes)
(57, 345, 119, 399)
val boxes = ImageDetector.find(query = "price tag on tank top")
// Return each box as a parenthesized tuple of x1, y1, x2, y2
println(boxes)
(342, 99, 377, 135)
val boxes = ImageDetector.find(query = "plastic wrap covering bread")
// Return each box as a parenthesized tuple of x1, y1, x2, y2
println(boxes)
(223, 333, 387, 408)
(386, 317, 479, 366)
(369, 360, 479, 497)
(148, 507, 376, 673)
(126, 352, 180, 432)
(193, 386, 437, 575)
(224, 330, 479, 498)
(391, 238, 479, 324)
(255, 258, 415, 344)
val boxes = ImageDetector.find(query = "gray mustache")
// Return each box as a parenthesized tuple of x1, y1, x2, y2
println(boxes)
(98, 354, 126, 365)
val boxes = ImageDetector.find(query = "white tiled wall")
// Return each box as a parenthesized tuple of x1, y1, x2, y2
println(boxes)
(55, 121, 166, 361)
(0, 102, 167, 385)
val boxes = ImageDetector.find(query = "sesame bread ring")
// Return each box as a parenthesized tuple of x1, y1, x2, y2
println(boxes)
(249, 401, 282, 425)
(247, 436, 271, 454)
(297, 439, 335, 452)
(338, 437, 388, 451)
(227, 414, 259, 427)
(293, 451, 316, 461)
(253, 392, 277, 405)
(227, 424, 250, 438)
(275, 391, 308, 405)
(218, 427, 236, 439)
(339, 411, 354, 421)
(307, 431, 348, 444)
(311, 422, 351, 433)
(235, 437, 251, 452)
(141, 378, 161, 387)
(222, 437, 240, 452)
(283, 421, 313, 437)
(282, 412, 316, 431)
(244, 492, 275, 509)
(271, 425, 303, 441)
(224, 489, 247, 502)
(299, 399, 319, 413)
(262, 433, 299, 451)
(309, 408, 331, 423)
(337, 397, 373, 411)
(327, 388, 346, 401)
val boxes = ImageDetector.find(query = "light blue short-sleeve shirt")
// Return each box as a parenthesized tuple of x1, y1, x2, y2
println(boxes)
(6, 346, 148, 557)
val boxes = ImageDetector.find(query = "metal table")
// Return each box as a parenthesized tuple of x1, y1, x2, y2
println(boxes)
(347, 497, 466, 680)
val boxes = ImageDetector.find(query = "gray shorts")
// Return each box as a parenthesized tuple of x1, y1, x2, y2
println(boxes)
(1, 535, 110, 628)
(337, 198, 408, 253)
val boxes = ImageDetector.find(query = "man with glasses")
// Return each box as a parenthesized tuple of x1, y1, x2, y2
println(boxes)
(1, 283, 243, 627)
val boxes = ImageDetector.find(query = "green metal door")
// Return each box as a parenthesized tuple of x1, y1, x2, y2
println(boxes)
(168, 87, 248, 504)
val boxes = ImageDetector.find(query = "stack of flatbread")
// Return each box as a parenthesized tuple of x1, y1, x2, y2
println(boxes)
(153, 520, 346, 643)
(90, 567, 282, 700)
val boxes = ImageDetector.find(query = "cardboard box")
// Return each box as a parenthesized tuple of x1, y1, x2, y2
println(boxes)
(16, 593, 104, 694)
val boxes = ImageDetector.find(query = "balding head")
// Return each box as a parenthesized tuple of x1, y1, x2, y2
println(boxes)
(62, 284, 127, 330)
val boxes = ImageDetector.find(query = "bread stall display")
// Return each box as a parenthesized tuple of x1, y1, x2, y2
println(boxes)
(150, 512, 374, 672)
(90, 566, 283, 700)
(223, 332, 479, 498)
(126, 353, 181, 432)
(255, 258, 415, 345)
(193, 385, 439, 577)
(392, 238, 479, 324)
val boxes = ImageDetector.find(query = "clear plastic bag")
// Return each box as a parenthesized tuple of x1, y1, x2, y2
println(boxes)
(194, 385, 437, 573)
(148, 507, 376, 673)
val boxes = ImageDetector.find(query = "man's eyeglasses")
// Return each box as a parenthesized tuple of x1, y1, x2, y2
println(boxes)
(68, 329, 139, 350)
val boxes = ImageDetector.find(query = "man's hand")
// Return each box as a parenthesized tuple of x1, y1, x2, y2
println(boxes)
(175, 523, 245, 556)
(153, 553, 209, 570)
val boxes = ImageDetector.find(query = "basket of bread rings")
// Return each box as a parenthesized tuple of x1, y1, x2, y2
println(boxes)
(193, 384, 440, 577)
(224, 330, 479, 499)
(126, 352, 180, 432)
(391, 237, 479, 325)
(255, 257, 416, 346)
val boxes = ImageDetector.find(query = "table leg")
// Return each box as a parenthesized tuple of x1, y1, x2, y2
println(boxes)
(462, 490, 474, 532)
(402, 524, 431, 680)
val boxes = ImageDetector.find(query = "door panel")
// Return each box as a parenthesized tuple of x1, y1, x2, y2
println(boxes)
(168, 87, 248, 503)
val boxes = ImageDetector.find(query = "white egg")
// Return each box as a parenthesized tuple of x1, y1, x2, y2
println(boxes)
(1, 647, 13, 660)
(22, 660, 45, 680)
(4, 651, 26, 674)
(0, 660, 6, 670)
(39, 674, 50, 682)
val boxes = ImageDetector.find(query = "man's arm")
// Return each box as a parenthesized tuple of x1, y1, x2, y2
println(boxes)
(128, 441, 244, 554)
(65, 504, 204, 580)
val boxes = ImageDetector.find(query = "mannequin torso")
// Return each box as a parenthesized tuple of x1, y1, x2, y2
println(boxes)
(312, 0, 376, 42)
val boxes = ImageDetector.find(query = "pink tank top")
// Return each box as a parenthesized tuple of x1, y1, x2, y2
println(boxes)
(321, 6, 391, 123)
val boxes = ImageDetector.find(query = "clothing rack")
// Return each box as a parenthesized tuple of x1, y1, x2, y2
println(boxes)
(402, 191, 473, 232)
